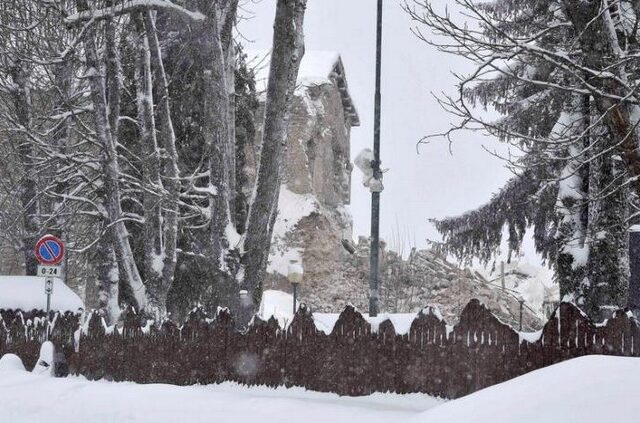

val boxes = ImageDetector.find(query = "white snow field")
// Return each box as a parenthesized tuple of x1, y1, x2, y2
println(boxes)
(415, 355, 640, 423)
(1, 353, 638, 423)
(0, 353, 442, 423)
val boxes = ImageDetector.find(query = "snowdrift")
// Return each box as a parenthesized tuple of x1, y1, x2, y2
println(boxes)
(0, 352, 441, 423)
(415, 355, 640, 423)
(0, 353, 637, 422)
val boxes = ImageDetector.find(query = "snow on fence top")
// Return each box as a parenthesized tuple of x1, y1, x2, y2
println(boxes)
(246, 50, 360, 125)
(259, 289, 451, 336)
(0, 276, 84, 313)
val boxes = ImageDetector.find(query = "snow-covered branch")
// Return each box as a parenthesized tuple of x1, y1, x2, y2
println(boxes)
(65, 0, 205, 25)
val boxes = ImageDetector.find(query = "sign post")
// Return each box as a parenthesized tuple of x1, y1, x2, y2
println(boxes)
(629, 226, 640, 318)
(34, 235, 65, 341)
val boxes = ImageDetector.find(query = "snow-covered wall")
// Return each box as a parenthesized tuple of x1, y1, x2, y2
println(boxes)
(248, 51, 359, 295)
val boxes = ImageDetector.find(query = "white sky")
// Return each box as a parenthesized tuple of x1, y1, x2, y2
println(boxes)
(239, 0, 539, 263)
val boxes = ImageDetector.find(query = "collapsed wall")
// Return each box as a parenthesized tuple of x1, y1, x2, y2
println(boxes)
(249, 51, 546, 330)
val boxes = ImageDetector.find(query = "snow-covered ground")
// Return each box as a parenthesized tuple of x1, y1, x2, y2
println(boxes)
(415, 355, 640, 423)
(0, 353, 441, 423)
(1, 353, 638, 422)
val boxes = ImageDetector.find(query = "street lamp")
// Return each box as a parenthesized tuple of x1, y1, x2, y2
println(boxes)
(238, 289, 250, 327)
(288, 260, 304, 315)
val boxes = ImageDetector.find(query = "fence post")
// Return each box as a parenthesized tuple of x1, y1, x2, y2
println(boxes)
(628, 226, 640, 318)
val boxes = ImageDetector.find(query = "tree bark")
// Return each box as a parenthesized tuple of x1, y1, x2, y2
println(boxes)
(9, 62, 40, 276)
(563, 0, 640, 199)
(191, 0, 237, 273)
(239, 0, 307, 323)
(219, 0, 239, 227)
(134, 13, 166, 317)
(144, 10, 179, 317)
(76, 0, 147, 311)
(96, 231, 120, 323)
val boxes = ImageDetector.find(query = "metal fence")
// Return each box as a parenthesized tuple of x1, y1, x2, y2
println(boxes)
(1, 299, 639, 398)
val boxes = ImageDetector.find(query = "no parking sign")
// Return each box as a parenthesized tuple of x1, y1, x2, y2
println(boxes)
(35, 235, 65, 266)
(34, 235, 65, 340)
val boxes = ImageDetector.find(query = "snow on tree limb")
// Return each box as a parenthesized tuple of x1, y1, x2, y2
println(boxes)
(64, 0, 205, 25)
(431, 169, 549, 265)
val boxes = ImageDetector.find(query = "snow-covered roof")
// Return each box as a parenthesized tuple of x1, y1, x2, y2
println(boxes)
(246, 50, 360, 126)
(0, 276, 84, 313)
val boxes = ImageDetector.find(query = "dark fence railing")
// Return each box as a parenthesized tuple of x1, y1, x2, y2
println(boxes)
(1, 299, 639, 398)
(0, 309, 79, 372)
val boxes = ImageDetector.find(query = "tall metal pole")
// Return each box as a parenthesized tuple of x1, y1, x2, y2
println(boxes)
(45, 277, 52, 341)
(518, 299, 525, 331)
(369, 0, 383, 317)
(628, 227, 640, 317)
(292, 283, 298, 315)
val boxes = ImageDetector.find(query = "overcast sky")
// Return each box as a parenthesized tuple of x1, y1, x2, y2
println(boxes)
(240, 0, 538, 263)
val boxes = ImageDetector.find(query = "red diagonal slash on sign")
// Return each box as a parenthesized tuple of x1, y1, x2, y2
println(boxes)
(43, 241, 56, 260)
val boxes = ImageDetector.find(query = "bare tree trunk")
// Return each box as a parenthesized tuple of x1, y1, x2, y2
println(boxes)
(134, 13, 166, 317)
(96, 231, 120, 323)
(226, 46, 237, 226)
(76, 0, 147, 311)
(144, 10, 179, 316)
(239, 0, 307, 322)
(193, 1, 236, 272)
(105, 0, 121, 136)
(9, 63, 40, 276)
(219, 0, 239, 226)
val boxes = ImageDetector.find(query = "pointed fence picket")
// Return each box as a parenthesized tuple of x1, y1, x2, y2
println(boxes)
(1, 299, 639, 398)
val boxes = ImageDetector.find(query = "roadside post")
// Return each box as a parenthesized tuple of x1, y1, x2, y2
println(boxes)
(518, 298, 525, 331)
(34, 234, 65, 341)
(629, 226, 640, 318)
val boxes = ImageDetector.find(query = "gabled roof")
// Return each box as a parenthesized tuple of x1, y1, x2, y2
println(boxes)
(246, 50, 360, 126)
(0, 276, 84, 313)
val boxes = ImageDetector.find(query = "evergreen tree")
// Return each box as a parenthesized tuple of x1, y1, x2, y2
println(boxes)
(407, 0, 637, 319)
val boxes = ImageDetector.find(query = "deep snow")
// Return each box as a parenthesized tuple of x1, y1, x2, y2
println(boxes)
(415, 355, 640, 423)
(0, 354, 441, 423)
(0, 354, 638, 422)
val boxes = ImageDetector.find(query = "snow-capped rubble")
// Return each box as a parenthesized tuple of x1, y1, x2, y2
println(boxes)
(476, 260, 559, 320)
(267, 185, 319, 276)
